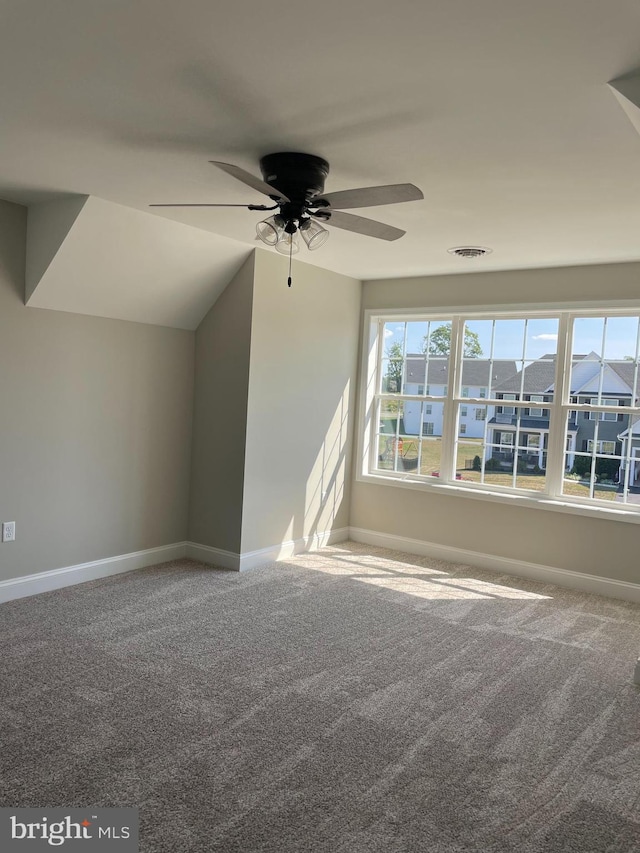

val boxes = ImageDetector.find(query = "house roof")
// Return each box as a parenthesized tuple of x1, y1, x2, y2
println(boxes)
(493, 354, 637, 396)
(617, 415, 640, 439)
(405, 356, 517, 387)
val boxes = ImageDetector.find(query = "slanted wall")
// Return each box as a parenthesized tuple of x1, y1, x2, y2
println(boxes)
(188, 253, 255, 553)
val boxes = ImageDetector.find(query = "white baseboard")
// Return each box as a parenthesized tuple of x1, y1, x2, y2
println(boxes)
(185, 542, 240, 571)
(349, 527, 640, 604)
(237, 526, 350, 572)
(3, 526, 637, 607)
(0, 542, 188, 604)
(0, 527, 349, 604)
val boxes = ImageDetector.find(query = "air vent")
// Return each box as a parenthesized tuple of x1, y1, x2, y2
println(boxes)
(448, 246, 492, 258)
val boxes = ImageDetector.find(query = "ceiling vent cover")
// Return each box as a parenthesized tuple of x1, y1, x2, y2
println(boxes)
(448, 246, 492, 258)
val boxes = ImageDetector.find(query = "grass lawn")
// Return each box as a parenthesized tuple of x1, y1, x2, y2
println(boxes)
(378, 435, 618, 501)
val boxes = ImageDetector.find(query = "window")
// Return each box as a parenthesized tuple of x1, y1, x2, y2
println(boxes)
(589, 399, 619, 421)
(417, 385, 424, 395)
(501, 394, 517, 416)
(365, 311, 640, 511)
(529, 395, 544, 418)
(587, 440, 616, 455)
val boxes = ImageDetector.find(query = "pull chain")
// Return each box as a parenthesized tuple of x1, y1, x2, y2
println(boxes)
(287, 238, 293, 287)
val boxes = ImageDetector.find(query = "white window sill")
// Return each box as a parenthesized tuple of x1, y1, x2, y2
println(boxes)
(357, 471, 640, 525)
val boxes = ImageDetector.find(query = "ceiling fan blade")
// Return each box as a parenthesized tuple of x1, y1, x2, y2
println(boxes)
(316, 210, 406, 241)
(312, 183, 423, 210)
(149, 203, 274, 208)
(210, 161, 290, 202)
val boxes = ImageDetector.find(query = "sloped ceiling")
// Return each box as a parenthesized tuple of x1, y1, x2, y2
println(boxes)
(2, 1, 640, 326)
(609, 71, 640, 139)
(26, 196, 250, 329)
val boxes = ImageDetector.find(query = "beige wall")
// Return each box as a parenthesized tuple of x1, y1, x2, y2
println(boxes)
(351, 261, 640, 585)
(0, 200, 195, 582)
(241, 250, 361, 553)
(188, 254, 255, 553)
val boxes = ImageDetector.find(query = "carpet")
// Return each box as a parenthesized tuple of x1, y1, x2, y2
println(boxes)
(1, 542, 639, 852)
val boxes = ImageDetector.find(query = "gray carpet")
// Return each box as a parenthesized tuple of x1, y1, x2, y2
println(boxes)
(1, 542, 640, 852)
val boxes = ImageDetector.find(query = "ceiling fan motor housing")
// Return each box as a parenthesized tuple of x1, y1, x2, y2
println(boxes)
(260, 152, 330, 217)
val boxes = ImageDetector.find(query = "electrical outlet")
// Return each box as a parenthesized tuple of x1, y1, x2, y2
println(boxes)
(2, 522, 15, 543)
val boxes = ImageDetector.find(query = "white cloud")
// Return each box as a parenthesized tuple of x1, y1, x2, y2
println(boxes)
(384, 328, 394, 338)
(532, 333, 558, 341)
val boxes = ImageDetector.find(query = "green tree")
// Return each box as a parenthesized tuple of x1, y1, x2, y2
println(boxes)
(385, 342, 403, 393)
(423, 324, 483, 358)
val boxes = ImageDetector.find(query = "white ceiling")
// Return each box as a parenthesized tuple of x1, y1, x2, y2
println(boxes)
(3, 0, 640, 318)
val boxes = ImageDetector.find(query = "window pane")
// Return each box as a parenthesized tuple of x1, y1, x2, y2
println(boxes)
(474, 409, 548, 492)
(405, 321, 429, 355)
(484, 447, 514, 487)
(403, 355, 427, 395)
(562, 408, 620, 503)
(402, 398, 443, 437)
(375, 402, 423, 474)
(570, 318, 614, 406)
(423, 321, 452, 357)
(378, 398, 403, 433)
(462, 318, 558, 401)
(456, 439, 484, 483)
(380, 358, 403, 394)
(515, 444, 547, 490)
(420, 434, 442, 477)
(524, 318, 559, 361)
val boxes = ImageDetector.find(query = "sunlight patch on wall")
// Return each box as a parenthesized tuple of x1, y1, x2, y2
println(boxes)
(304, 382, 350, 536)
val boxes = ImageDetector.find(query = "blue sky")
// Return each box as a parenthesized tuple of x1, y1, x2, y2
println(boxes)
(384, 316, 640, 362)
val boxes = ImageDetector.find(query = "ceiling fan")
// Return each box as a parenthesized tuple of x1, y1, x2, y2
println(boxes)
(150, 152, 423, 267)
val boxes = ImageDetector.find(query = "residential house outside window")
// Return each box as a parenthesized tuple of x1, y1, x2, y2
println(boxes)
(365, 312, 640, 512)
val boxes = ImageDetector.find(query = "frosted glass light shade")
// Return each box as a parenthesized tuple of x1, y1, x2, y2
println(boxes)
(256, 215, 284, 246)
(300, 219, 330, 250)
(275, 232, 300, 255)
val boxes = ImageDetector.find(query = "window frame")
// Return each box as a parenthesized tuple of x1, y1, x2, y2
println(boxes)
(359, 307, 640, 523)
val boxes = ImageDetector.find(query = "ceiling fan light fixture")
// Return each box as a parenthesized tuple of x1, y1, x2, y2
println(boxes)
(275, 230, 300, 256)
(300, 218, 330, 251)
(256, 214, 285, 246)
